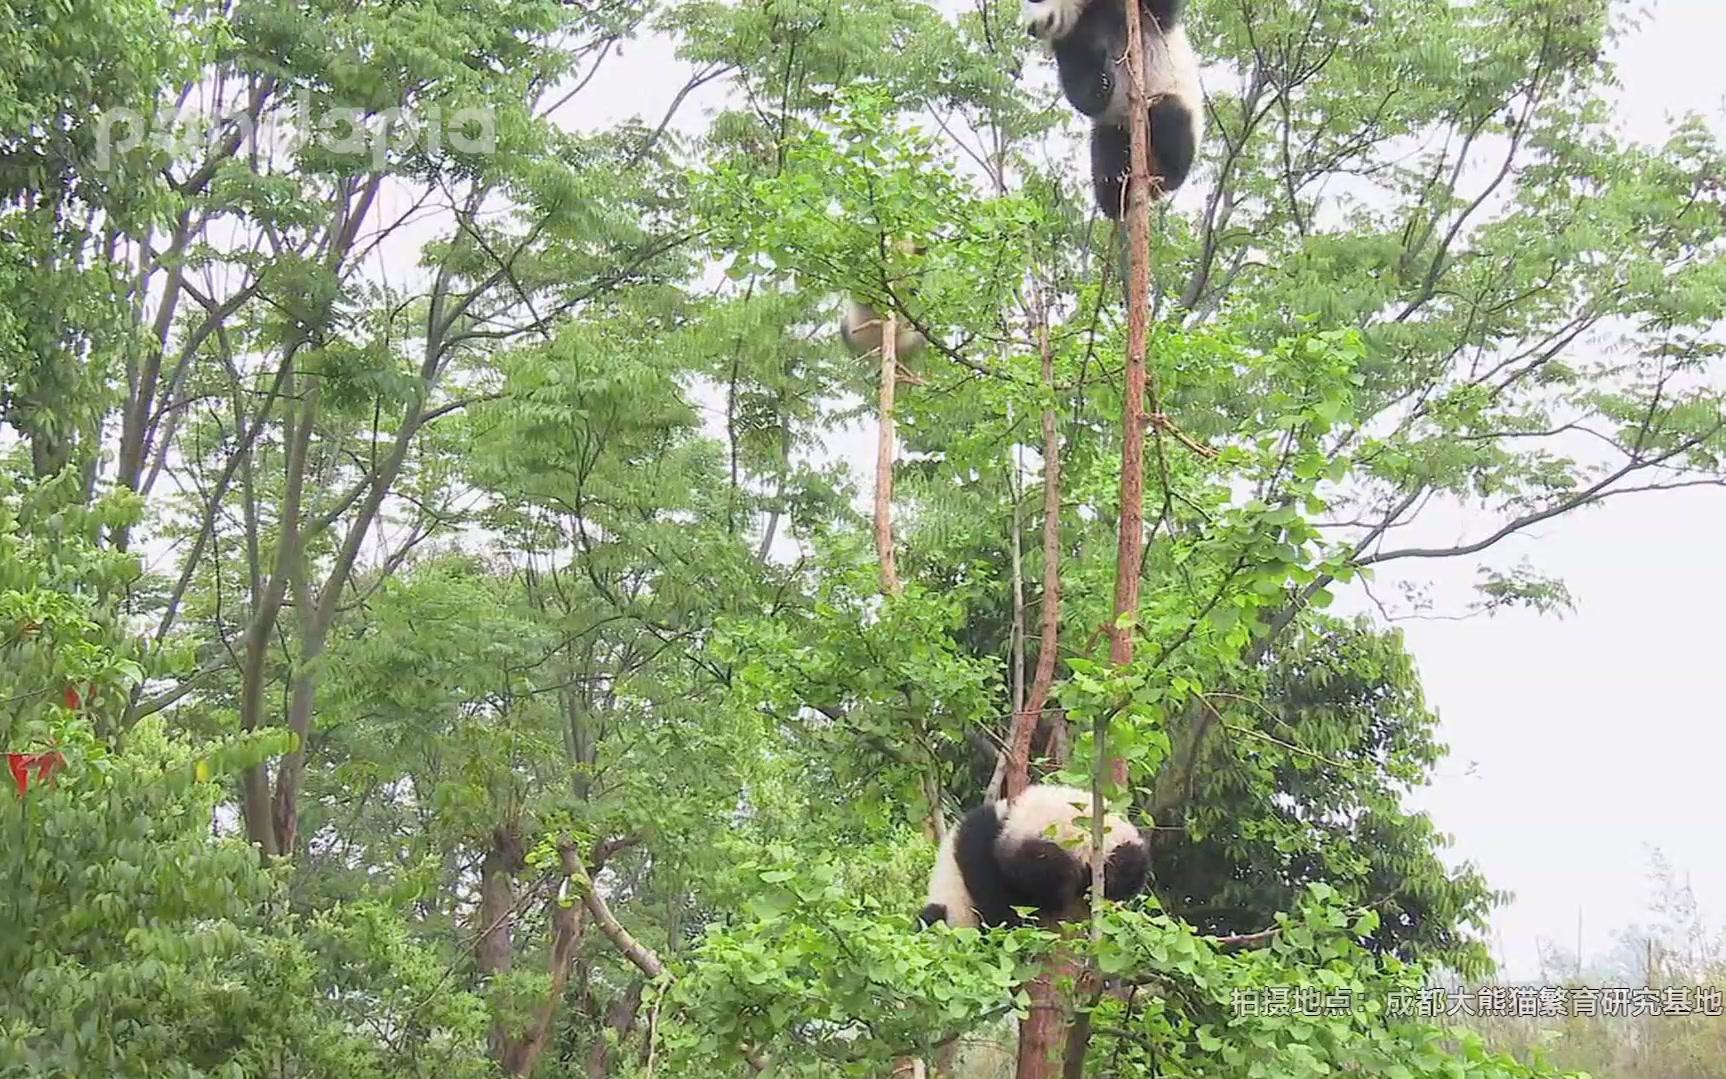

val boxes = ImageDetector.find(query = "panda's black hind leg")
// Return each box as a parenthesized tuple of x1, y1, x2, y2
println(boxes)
(1089, 123, 1130, 219)
(1091, 98, 1196, 218)
(918, 903, 948, 928)
(999, 838, 1087, 918)
(954, 803, 1019, 927)
(1147, 95, 1198, 194)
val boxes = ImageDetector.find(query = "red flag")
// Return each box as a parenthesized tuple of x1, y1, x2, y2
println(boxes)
(7, 752, 65, 795)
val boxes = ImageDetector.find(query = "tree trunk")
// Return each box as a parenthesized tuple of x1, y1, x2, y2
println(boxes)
(1004, 406, 1027, 800)
(478, 826, 524, 1066)
(1013, 905, 1088, 1079)
(584, 980, 645, 1079)
(500, 840, 590, 1077)
(266, 359, 433, 854)
(875, 309, 901, 595)
(1019, 0, 1158, 1071)
(1106, 0, 1156, 791)
(1003, 289, 1062, 801)
(237, 380, 317, 858)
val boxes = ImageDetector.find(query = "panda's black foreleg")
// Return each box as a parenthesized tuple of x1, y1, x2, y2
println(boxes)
(1089, 122, 1131, 219)
(1142, 0, 1185, 30)
(1052, 31, 1118, 118)
(1147, 95, 1198, 193)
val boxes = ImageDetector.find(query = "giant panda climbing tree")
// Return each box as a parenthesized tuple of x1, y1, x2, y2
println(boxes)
(862, 1, 1204, 1068)
(1010, 0, 1170, 1073)
(860, 266, 952, 861)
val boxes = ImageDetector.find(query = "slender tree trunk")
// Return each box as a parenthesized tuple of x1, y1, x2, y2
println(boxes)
(114, 218, 188, 522)
(500, 841, 590, 1076)
(478, 827, 523, 1066)
(1010, 405, 1028, 708)
(756, 404, 792, 562)
(922, 771, 947, 845)
(273, 512, 319, 858)
(879, 304, 934, 1077)
(1037, 713, 1070, 768)
(991, 415, 1029, 806)
(584, 981, 646, 1078)
(149, 352, 296, 648)
(1005, 412, 1027, 795)
(237, 379, 317, 857)
(268, 351, 435, 854)
(1003, 289, 1062, 801)
(875, 309, 901, 595)
(1013, 917, 1087, 1079)
(1020, 0, 1159, 1071)
(1107, 0, 1156, 790)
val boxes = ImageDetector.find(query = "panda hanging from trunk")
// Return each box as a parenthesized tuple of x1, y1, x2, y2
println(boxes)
(921, 783, 1150, 929)
(838, 236, 928, 373)
(1023, 0, 1203, 217)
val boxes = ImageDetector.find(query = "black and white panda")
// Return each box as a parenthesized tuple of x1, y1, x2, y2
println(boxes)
(920, 783, 1150, 928)
(839, 301, 928, 361)
(838, 237, 929, 362)
(1023, 0, 1203, 218)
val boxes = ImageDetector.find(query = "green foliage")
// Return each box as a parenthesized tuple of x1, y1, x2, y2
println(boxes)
(697, 83, 1039, 358)
(715, 555, 1003, 809)
(1077, 889, 1580, 1079)
(0, 471, 146, 753)
(1154, 617, 1499, 977)
(659, 837, 1045, 1076)
(0, 719, 489, 1078)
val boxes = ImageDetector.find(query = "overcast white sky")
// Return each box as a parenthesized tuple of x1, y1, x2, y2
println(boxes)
(558, 0, 1726, 979)
(1375, 0, 1726, 979)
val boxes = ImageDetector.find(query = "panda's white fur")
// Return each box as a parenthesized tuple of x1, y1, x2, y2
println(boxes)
(838, 237, 929, 361)
(839, 301, 928, 361)
(1005, 782, 1143, 856)
(1022, 0, 1204, 217)
(924, 824, 975, 926)
(920, 783, 1150, 929)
